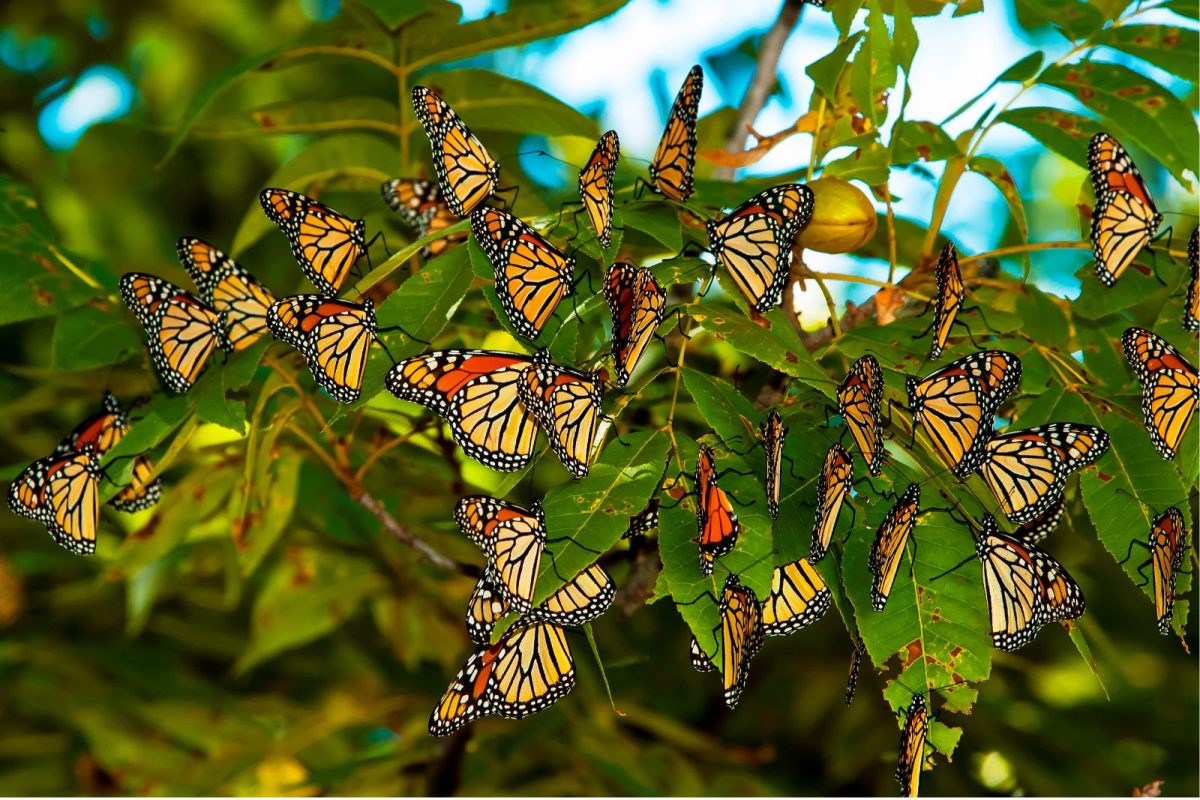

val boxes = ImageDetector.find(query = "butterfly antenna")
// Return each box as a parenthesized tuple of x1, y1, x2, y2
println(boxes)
(376, 323, 430, 346)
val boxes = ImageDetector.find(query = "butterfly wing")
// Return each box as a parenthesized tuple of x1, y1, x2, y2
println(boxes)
(896, 693, 928, 797)
(1150, 507, 1187, 635)
(696, 446, 741, 576)
(868, 484, 920, 611)
(720, 575, 763, 709)
(471, 208, 574, 340)
(381, 178, 440, 228)
(487, 510, 546, 613)
(605, 263, 666, 387)
(7, 451, 101, 555)
(810, 443, 852, 562)
(760, 558, 831, 636)
(120, 273, 220, 393)
(929, 242, 964, 359)
(762, 410, 786, 519)
(838, 355, 885, 476)
(177, 237, 275, 351)
(689, 635, 716, 672)
(259, 189, 364, 296)
(1186, 229, 1198, 332)
(487, 619, 576, 721)
(386, 350, 539, 471)
(412, 87, 498, 217)
(650, 65, 702, 202)
(579, 130, 620, 248)
(454, 495, 538, 549)
(518, 356, 603, 478)
(465, 573, 510, 647)
(1088, 133, 1162, 286)
(977, 426, 1072, 523)
(1122, 326, 1199, 460)
(109, 455, 162, 514)
(531, 563, 616, 628)
(267, 295, 376, 403)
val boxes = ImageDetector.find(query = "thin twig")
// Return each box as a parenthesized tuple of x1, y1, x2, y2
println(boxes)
(715, 0, 805, 180)
(354, 489, 461, 572)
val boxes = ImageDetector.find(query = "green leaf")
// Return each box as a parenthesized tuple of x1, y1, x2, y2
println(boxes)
(1162, 0, 1198, 17)
(1014, 285, 1071, 350)
(892, 0, 918, 75)
(807, 32, 864, 99)
(617, 204, 684, 252)
(1040, 62, 1198, 190)
(688, 303, 832, 396)
(406, 0, 629, 71)
(193, 367, 247, 434)
(1072, 252, 1182, 320)
(998, 51, 1044, 83)
(823, 141, 893, 185)
(968, 156, 1028, 249)
(235, 547, 386, 674)
(534, 430, 670, 604)
(850, 0, 897, 128)
(995, 107, 1102, 165)
(414, 70, 597, 138)
(681, 369, 759, 447)
(100, 394, 190, 480)
(892, 120, 960, 166)
(832, 0, 865, 40)
(230, 134, 397, 257)
(1014, 0, 1104, 39)
(1092, 25, 1199, 83)
(50, 304, 141, 370)
(193, 97, 400, 140)
(351, 0, 436, 28)
(235, 452, 303, 577)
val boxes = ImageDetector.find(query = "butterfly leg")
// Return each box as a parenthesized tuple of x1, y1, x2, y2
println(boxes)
(782, 454, 805, 482)
(493, 184, 521, 213)
(1116, 537, 1151, 566)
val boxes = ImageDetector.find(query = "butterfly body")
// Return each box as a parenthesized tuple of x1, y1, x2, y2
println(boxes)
(761, 410, 787, 519)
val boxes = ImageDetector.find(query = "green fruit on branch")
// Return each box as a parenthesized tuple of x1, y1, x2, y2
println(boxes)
(798, 177, 877, 254)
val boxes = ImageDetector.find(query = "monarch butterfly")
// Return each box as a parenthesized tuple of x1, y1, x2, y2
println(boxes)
(579, 130, 620, 248)
(471, 207, 576, 341)
(385, 350, 540, 471)
(845, 637, 866, 706)
(977, 422, 1109, 523)
(518, 352, 604, 478)
(1149, 507, 1189, 635)
(761, 558, 831, 636)
(7, 450, 101, 555)
(267, 295, 376, 404)
(55, 392, 161, 514)
(454, 495, 537, 549)
(1013, 495, 1064, 545)
(487, 511, 547, 614)
(906, 351, 1022, 477)
(869, 483, 921, 611)
(466, 563, 616, 646)
(429, 617, 575, 736)
(976, 514, 1085, 651)
(465, 574, 509, 647)
(120, 273, 221, 394)
(1122, 327, 1197, 460)
(623, 498, 660, 539)
(176, 237, 275, 352)
(895, 692, 928, 797)
(927, 242, 965, 359)
(838, 354, 886, 476)
(695, 445, 741, 576)
(761, 410, 787, 520)
(706, 184, 814, 314)
(259, 188, 365, 296)
(1087, 133, 1162, 286)
(412, 86, 499, 217)
(688, 574, 764, 708)
(649, 65, 702, 202)
(1185, 228, 1198, 332)
(809, 443, 852, 563)
(604, 262, 666, 387)
(381, 178, 465, 258)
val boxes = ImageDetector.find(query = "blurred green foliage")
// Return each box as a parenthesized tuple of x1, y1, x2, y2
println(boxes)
(0, 0, 1197, 795)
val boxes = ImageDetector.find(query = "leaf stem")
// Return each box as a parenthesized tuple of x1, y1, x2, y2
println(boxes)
(958, 240, 1089, 265)
(273, 45, 403, 77)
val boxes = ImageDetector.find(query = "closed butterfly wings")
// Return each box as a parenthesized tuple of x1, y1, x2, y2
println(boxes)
(579, 130, 620, 248)
(929, 242, 965, 360)
(695, 445, 741, 576)
(604, 262, 666, 387)
(896, 693, 928, 797)
(809, 443, 852, 562)
(8, 450, 101, 555)
(412, 87, 499, 217)
(518, 353, 604, 478)
(259, 188, 365, 296)
(869, 484, 921, 611)
(177, 237, 275, 351)
(1150, 508, 1188, 635)
(55, 392, 161, 514)
(1088, 133, 1162, 286)
(1122, 327, 1197, 460)
(267, 295, 376, 403)
(120, 273, 221, 393)
(650, 65, 702, 202)
(838, 354, 886, 476)
(381, 178, 465, 258)
(1185, 229, 1198, 332)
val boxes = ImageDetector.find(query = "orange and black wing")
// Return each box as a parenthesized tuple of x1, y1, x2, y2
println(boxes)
(465, 574, 509, 646)
(7, 451, 101, 555)
(579, 130, 620, 248)
(838, 354, 885, 476)
(929, 242, 965, 359)
(868, 483, 920, 611)
(695, 446, 740, 576)
(518, 352, 603, 478)
(471, 208, 575, 340)
(1185, 228, 1198, 332)
(531, 563, 616, 628)
(381, 178, 441, 229)
(977, 423, 1108, 523)
(604, 262, 665, 387)
(719, 574, 763, 709)
(1122, 326, 1198, 460)
(761, 410, 786, 519)
(259, 188, 365, 296)
(177, 237, 275, 351)
(267, 295, 376, 403)
(453, 495, 539, 549)
(650, 65, 702, 202)
(896, 693, 928, 797)
(412, 87, 499, 217)
(120, 273, 220, 393)
(1150, 507, 1188, 635)
(1087, 133, 1162, 286)
(761, 558, 831, 636)
(809, 443, 852, 562)
(56, 393, 162, 514)
(487, 509, 546, 613)
(385, 350, 539, 471)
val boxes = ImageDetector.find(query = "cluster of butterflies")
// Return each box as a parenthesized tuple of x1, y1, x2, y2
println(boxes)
(5, 57, 1197, 795)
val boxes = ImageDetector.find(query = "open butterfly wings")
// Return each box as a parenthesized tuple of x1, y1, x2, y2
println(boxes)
(869, 483, 921, 611)
(1150, 507, 1188, 635)
(838, 354, 886, 476)
(650, 65, 702, 202)
(7, 451, 101, 555)
(810, 443, 852, 563)
(259, 189, 365, 296)
(1122, 327, 1198, 460)
(518, 355, 604, 478)
(896, 692, 928, 797)
(267, 295, 376, 404)
(696, 446, 741, 576)
(976, 515, 1085, 651)
(412, 87, 499, 217)
(1088, 133, 1162, 287)
(177, 237, 275, 351)
(120, 273, 221, 393)
(471, 208, 576, 341)
(55, 392, 162, 514)
(604, 262, 666, 387)
(929, 242, 965, 359)
(907, 351, 1021, 477)
(579, 130, 620, 248)
(386, 350, 540, 471)
(706, 184, 815, 314)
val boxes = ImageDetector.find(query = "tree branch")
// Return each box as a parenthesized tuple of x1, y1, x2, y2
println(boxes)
(353, 488, 464, 573)
(715, 0, 805, 180)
